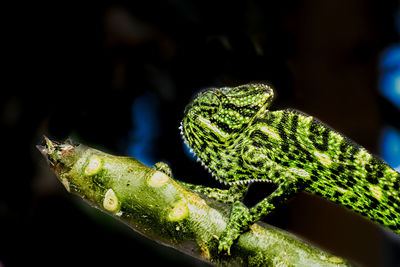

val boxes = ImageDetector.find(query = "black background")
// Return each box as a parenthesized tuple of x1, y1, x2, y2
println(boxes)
(2, 0, 400, 266)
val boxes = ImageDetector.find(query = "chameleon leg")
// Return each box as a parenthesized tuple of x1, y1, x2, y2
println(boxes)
(153, 162, 248, 204)
(153, 162, 173, 178)
(180, 182, 248, 204)
(218, 177, 302, 255)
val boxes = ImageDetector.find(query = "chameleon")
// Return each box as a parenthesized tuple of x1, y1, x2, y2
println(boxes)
(180, 83, 400, 254)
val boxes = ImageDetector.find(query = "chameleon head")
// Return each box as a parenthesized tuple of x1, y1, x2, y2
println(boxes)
(181, 84, 274, 146)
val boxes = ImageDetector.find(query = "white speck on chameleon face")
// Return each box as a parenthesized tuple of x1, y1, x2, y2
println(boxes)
(259, 126, 281, 141)
(198, 116, 229, 139)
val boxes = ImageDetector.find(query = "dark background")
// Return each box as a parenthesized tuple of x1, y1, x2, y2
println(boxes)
(2, 0, 400, 266)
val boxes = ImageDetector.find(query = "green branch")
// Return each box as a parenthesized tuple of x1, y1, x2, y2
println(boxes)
(37, 138, 351, 266)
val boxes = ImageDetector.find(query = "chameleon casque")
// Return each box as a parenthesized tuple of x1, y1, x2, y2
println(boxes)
(179, 83, 400, 254)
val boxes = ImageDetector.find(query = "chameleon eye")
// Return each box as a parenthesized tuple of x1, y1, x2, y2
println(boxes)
(198, 91, 220, 114)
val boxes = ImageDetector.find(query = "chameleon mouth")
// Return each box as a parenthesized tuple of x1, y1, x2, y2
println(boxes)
(179, 121, 274, 186)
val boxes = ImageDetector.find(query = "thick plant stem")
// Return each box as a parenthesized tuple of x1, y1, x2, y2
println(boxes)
(37, 137, 351, 267)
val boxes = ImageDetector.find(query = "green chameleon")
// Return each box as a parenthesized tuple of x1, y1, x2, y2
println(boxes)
(179, 83, 400, 254)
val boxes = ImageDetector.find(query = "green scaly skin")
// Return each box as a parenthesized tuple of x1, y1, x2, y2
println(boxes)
(180, 83, 400, 254)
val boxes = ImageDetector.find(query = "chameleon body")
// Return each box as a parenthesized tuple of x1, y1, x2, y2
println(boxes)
(180, 83, 400, 254)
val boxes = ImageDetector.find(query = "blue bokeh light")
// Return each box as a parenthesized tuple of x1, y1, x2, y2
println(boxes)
(380, 45, 400, 109)
(127, 93, 160, 167)
(379, 9, 400, 109)
(380, 126, 400, 172)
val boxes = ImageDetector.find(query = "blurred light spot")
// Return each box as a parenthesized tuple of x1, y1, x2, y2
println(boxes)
(380, 126, 400, 172)
(380, 9, 400, 109)
(380, 45, 400, 109)
(127, 93, 160, 166)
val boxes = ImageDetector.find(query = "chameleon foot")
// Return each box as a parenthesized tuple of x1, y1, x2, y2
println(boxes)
(152, 162, 173, 178)
(218, 201, 252, 255)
